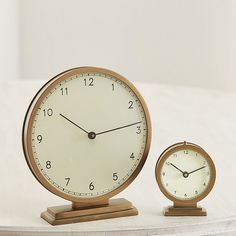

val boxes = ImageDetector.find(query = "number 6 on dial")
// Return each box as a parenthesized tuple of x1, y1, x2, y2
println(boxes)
(22, 67, 152, 225)
(155, 141, 216, 216)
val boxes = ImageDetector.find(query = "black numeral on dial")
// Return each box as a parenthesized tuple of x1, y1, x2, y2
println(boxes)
(130, 152, 135, 160)
(89, 182, 94, 190)
(43, 108, 53, 117)
(84, 78, 94, 86)
(136, 126, 141, 134)
(113, 173, 118, 181)
(65, 177, 70, 186)
(128, 101, 133, 109)
(46, 161, 51, 169)
(61, 87, 68, 95)
(37, 135, 42, 143)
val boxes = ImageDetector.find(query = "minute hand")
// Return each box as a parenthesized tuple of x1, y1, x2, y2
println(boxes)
(188, 166, 206, 175)
(96, 121, 142, 136)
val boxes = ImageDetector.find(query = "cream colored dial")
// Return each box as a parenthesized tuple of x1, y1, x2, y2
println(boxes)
(160, 149, 211, 200)
(29, 71, 148, 199)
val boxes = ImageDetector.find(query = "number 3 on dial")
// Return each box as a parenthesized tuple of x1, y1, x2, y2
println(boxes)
(22, 67, 151, 203)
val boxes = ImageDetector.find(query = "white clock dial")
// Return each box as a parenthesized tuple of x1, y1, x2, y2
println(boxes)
(160, 149, 211, 200)
(30, 72, 148, 198)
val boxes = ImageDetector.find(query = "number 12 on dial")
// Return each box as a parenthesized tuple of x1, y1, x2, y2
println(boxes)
(155, 141, 216, 216)
(22, 67, 151, 225)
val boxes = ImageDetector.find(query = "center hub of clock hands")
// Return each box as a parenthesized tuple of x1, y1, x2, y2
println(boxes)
(88, 132, 96, 139)
(168, 162, 206, 178)
(59, 113, 142, 140)
(182, 171, 189, 178)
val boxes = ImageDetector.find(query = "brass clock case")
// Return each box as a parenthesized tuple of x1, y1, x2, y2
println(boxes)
(155, 142, 216, 206)
(22, 67, 152, 204)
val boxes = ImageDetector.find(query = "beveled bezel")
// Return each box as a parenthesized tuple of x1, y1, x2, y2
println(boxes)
(22, 67, 152, 203)
(155, 141, 216, 205)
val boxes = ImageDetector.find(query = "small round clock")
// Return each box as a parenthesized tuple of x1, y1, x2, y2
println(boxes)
(22, 67, 151, 225)
(155, 141, 216, 216)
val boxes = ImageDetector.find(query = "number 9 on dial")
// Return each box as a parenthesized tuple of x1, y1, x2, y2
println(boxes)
(155, 141, 216, 216)
(22, 67, 152, 225)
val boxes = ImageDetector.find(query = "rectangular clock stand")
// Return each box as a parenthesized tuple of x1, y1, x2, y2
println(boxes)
(164, 205, 207, 216)
(41, 198, 138, 225)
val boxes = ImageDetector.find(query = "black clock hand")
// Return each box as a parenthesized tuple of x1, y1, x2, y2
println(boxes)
(96, 121, 142, 136)
(59, 113, 89, 134)
(168, 162, 184, 174)
(188, 166, 206, 175)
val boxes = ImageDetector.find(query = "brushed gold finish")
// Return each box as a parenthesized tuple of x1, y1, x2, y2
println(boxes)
(41, 198, 138, 225)
(164, 205, 206, 216)
(22, 67, 151, 224)
(72, 200, 109, 210)
(22, 67, 151, 204)
(155, 141, 216, 216)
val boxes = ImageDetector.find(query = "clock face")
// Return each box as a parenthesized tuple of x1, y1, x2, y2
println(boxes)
(23, 68, 151, 202)
(156, 143, 215, 202)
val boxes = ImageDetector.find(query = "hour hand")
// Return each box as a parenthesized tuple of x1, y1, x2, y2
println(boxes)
(59, 113, 88, 134)
(168, 162, 184, 174)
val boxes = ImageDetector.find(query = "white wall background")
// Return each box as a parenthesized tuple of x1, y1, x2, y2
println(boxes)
(1, 0, 236, 91)
(0, 0, 19, 80)
(229, 0, 236, 91)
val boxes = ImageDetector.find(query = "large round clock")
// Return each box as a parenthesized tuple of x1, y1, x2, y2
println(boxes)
(22, 67, 151, 224)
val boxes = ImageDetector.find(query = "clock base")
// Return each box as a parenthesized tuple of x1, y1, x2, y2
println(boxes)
(163, 205, 207, 216)
(41, 198, 138, 225)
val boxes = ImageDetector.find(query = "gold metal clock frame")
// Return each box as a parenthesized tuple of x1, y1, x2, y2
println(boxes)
(155, 141, 216, 216)
(22, 67, 152, 225)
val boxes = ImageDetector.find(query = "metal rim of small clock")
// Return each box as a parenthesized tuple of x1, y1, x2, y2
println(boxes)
(155, 142, 216, 205)
(22, 66, 152, 204)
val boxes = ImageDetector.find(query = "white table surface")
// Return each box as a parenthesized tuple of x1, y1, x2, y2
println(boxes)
(0, 80, 236, 236)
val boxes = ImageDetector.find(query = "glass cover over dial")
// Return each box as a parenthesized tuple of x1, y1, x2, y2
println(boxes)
(25, 69, 150, 200)
(160, 149, 211, 200)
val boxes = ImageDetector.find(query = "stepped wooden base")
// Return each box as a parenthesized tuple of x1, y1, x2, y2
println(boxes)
(164, 205, 207, 216)
(41, 198, 138, 225)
